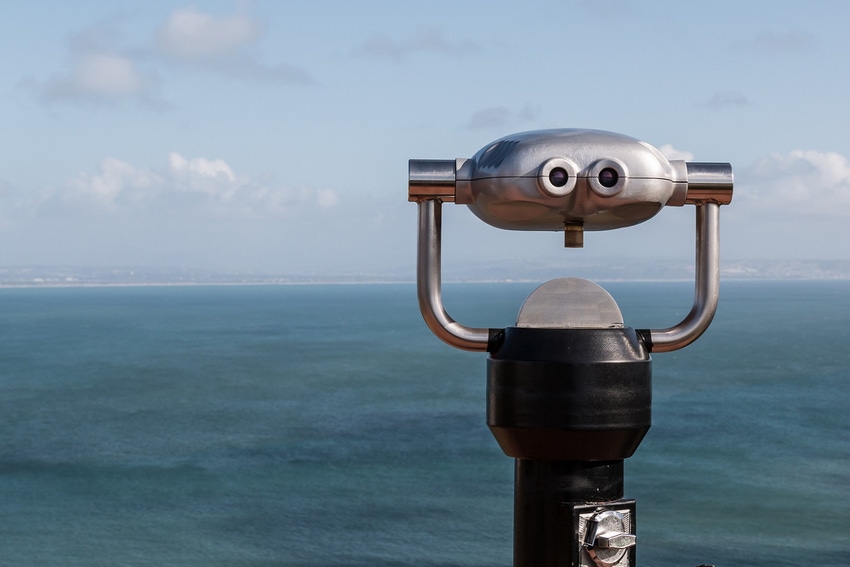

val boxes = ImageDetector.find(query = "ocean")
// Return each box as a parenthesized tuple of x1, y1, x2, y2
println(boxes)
(0, 281, 848, 566)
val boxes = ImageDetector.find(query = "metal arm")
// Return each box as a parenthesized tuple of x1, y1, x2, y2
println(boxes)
(409, 154, 732, 354)
(640, 162, 731, 352)
(416, 198, 492, 352)
(643, 202, 720, 352)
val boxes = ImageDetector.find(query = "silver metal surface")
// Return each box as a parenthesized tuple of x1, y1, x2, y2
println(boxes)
(580, 508, 635, 567)
(408, 159, 457, 201)
(461, 129, 688, 232)
(516, 278, 623, 329)
(647, 203, 720, 352)
(596, 533, 636, 550)
(416, 199, 490, 351)
(685, 162, 734, 205)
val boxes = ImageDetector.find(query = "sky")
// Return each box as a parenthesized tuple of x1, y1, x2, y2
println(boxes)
(1, 0, 849, 277)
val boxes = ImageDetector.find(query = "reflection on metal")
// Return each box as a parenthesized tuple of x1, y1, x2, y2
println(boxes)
(645, 203, 721, 352)
(516, 278, 624, 329)
(408, 159, 456, 201)
(415, 199, 491, 352)
(685, 162, 734, 205)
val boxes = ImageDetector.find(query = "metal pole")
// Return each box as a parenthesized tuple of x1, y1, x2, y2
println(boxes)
(514, 460, 626, 566)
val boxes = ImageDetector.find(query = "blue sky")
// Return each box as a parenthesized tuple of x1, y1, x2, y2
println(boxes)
(2, 1, 849, 276)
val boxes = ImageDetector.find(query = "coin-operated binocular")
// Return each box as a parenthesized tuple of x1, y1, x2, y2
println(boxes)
(408, 129, 732, 567)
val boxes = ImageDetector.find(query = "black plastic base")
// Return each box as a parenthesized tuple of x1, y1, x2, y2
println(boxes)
(488, 327, 652, 461)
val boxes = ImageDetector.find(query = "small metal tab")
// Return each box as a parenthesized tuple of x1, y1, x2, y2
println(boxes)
(564, 222, 584, 248)
(596, 533, 637, 550)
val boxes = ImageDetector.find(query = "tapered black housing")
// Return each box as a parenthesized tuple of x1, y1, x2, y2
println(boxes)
(487, 327, 652, 462)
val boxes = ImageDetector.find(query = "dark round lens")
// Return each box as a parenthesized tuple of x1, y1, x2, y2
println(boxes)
(548, 167, 569, 187)
(598, 168, 619, 188)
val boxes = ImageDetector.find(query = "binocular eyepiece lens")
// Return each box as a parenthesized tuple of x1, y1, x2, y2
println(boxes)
(548, 167, 569, 188)
(598, 168, 619, 188)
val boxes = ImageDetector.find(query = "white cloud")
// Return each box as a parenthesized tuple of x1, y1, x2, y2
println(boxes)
(32, 7, 311, 109)
(154, 6, 313, 84)
(699, 91, 753, 110)
(355, 28, 477, 60)
(70, 53, 144, 96)
(465, 104, 539, 131)
(466, 107, 511, 131)
(68, 157, 163, 206)
(156, 6, 263, 60)
(31, 22, 164, 108)
(316, 188, 340, 209)
(43, 51, 157, 104)
(658, 144, 694, 162)
(741, 149, 850, 215)
(753, 31, 814, 54)
(63, 154, 338, 216)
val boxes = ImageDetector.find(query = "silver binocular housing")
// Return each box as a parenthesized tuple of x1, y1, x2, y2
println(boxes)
(409, 129, 733, 353)
(410, 129, 731, 247)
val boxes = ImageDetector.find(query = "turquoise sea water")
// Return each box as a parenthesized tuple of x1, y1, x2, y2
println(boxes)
(0, 281, 848, 566)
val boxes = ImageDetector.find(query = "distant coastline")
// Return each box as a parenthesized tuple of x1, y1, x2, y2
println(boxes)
(1, 259, 849, 288)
